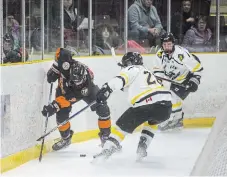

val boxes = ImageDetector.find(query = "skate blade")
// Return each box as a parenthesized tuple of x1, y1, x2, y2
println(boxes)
(158, 126, 183, 133)
(52, 143, 71, 151)
(136, 154, 146, 162)
(91, 152, 110, 164)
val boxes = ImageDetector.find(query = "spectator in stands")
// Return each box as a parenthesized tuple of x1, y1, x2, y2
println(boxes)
(182, 15, 215, 52)
(128, 0, 164, 47)
(64, 0, 81, 30)
(5, 15, 20, 49)
(92, 23, 122, 55)
(2, 33, 28, 63)
(63, 0, 86, 47)
(171, 0, 195, 43)
(220, 35, 227, 52)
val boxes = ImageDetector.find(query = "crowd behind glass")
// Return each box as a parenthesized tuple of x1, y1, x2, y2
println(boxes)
(1, 0, 227, 63)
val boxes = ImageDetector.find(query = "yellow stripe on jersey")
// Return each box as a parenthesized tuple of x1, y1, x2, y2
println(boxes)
(192, 63, 201, 72)
(119, 72, 129, 85)
(176, 74, 187, 81)
(172, 101, 182, 109)
(130, 86, 163, 105)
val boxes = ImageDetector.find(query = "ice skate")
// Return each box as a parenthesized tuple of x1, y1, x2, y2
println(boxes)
(158, 117, 183, 132)
(93, 145, 117, 159)
(98, 132, 122, 152)
(52, 130, 74, 151)
(92, 136, 122, 163)
(136, 136, 148, 161)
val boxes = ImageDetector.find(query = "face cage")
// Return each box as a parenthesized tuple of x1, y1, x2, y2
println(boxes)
(70, 67, 87, 85)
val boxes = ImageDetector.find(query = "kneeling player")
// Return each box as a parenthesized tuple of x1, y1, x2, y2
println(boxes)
(41, 48, 111, 151)
(94, 52, 172, 160)
(153, 33, 203, 131)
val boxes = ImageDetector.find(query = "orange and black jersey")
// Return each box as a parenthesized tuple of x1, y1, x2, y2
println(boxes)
(47, 48, 95, 106)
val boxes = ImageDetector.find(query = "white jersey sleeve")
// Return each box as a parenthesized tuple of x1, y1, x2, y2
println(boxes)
(153, 49, 165, 78)
(107, 66, 139, 92)
(181, 48, 203, 78)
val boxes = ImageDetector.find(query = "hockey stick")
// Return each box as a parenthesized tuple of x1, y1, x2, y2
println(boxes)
(154, 75, 186, 88)
(39, 82, 53, 162)
(111, 47, 121, 66)
(36, 101, 96, 141)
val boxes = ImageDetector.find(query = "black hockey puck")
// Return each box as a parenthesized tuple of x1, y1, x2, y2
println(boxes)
(80, 154, 86, 157)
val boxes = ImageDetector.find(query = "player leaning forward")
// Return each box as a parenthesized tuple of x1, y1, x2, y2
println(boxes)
(154, 33, 203, 131)
(41, 48, 112, 151)
(94, 52, 172, 160)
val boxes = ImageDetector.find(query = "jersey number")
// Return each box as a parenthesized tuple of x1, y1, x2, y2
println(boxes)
(144, 71, 156, 85)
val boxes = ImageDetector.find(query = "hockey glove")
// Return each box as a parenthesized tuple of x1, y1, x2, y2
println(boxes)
(47, 69, 59, 83)
(185, 76, 200, 92)
(96, 83, 113, 103)
(41, 100, 60, 117)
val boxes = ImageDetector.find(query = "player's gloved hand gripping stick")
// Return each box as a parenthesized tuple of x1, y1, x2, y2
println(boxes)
(37, 101, 96, 141)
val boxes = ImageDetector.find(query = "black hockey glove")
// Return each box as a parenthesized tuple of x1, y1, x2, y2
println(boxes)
(96, 83, 113, 103)
(41, 100, 60, 117)
(185, 76, 200, 92)
(47, 69, 59, 83)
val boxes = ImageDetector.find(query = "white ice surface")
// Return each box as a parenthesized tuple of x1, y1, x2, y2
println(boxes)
(3, 129, 210, 177)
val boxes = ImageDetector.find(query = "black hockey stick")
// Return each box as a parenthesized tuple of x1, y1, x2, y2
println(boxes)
(155, 76, 186, 88)
(36, 101, 96, 141)
(39, 83, 53, 162)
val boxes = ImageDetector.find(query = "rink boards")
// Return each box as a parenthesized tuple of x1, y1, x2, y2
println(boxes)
(1, 53, 226, 173)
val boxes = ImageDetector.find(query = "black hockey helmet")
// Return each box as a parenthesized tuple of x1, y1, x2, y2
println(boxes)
(160, 32, 175, 45)
(55, 47, 75, 61)
(70, 62, 87, 85)
(120, 52, 143, 67)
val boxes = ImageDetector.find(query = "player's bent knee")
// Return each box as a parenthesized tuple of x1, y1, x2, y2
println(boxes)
(56, 107, 71, 123)
(116, 120, 135, 134)
(95, 103, 110, 118)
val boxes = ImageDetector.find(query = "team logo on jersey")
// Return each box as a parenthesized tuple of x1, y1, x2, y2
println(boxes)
(157, 51, 162, 58)
(178, 54, 184, 61)
(81, 87, 89, 96)
(62, 62, 70, 70)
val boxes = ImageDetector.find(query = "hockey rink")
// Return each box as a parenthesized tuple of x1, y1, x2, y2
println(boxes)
(3, 129, 210, 177)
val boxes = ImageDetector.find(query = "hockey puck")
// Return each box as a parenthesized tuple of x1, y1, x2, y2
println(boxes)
(80, 154, 86, 157)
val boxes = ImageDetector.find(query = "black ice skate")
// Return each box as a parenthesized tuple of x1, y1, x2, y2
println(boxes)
(136, 136, 148, 161)
(52, 130, 74, 151)
(98, 133, 122, 152)
(158, 117, 183, 131)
